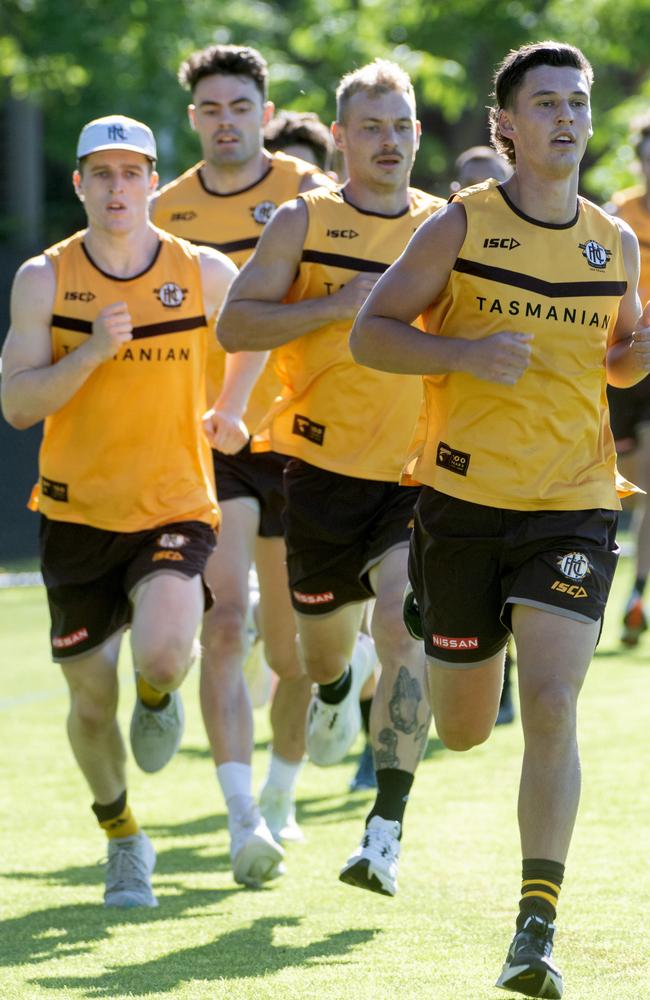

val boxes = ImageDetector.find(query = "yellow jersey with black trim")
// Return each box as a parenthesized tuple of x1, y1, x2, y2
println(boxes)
(610, 186, 650, 303)
(152, 152, 331, 430)
(32, 228, 219, 532)
(404, 180, 628, 510)
(254, 185, 445, 481)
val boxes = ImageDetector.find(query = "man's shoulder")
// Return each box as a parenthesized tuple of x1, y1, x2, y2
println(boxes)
(43, 229, 86, 260)
(298, 184, 343, 207)
(579, 193, 629, 230)
(408, 187, 447, 216)
(155, 163, 203, 203)
(272, 150, 323, 178)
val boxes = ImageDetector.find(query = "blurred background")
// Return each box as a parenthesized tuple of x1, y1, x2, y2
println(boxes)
(1, 0, 649, 562)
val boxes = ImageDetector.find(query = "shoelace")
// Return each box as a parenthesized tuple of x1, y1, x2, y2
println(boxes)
(363, 827, 397, 860)
(515, 917, 555, 957)
(106, 841, 150, 891)
(138, 702, 176, 732)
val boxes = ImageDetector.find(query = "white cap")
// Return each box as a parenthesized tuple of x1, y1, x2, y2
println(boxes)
(76, 115, 157, 161)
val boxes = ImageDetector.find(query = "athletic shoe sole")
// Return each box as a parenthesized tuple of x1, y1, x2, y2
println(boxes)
(338, 858, 396, 897)
(495, 963, 563, 998)
(232, 834, 285, 888)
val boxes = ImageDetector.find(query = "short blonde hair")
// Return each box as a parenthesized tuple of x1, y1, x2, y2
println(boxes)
(336, 59, 415, 123)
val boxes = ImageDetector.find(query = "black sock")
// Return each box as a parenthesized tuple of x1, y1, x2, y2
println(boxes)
(633, 575, 647, 596)
(360, 696, 372, 736)
(517, 858, 565, 928)
(318, 666, 351, 705)
(92, 789, 127, 823)
(366, 768, 413, 836)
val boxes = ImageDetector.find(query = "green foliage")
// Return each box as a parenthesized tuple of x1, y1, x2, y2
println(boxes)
(1, 0, 649, 236)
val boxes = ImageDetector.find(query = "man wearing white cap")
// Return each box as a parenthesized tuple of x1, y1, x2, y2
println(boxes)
(0, 114, 254, 906)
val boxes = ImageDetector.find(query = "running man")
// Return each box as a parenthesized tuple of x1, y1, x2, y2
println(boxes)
(1, 116, 237, 906)
(350, 42, 649, 998)
(152, 44, 333, 880)
(218, 59, 445, 897)
(606, 115, 650, 645)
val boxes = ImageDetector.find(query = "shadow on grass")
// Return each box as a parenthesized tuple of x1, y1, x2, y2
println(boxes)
(178, 734, 270, 761)
(0, 886, 239, 970)
(8, 833, 235, 891)
(31, 915, 379, 996)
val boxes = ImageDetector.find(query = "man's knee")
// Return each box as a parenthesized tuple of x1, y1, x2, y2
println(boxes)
(69, 687, 118, 735)
(201, 600, 249, 659)
(521, 681, 577, 739)
(136, 636, 197, 690)
(299, 641, 348, 684)
(435, 713, 492, 752)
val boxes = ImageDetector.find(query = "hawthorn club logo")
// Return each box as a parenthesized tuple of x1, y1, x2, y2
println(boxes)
(579, 240, 611, 270)
(155, 283, 187, 307)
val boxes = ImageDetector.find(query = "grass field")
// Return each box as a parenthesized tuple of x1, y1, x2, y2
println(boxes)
(1, 556, 649, 1000)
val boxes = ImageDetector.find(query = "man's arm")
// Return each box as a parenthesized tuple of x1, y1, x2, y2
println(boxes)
(198, 246, 269, 453)
(606, 220, 650, 387)
(350, 202, 532, 384)
(202, 349, 270, 454)
(217, 198, 378, 353)
(1, 255, 133, 430)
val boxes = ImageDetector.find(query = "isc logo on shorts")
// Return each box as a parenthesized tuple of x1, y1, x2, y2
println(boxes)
(551, 581, 588, 598)
(293, 590, 334, 604)
(431, 634, 479, 649)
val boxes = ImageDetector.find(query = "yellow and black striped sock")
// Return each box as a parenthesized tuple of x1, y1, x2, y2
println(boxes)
(136, 674, 169, 710)
(518, 858, 564, 927)
(92, 790, 139, 840)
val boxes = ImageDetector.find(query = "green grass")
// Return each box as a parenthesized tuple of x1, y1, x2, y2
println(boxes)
(1, 559, 649, 1000)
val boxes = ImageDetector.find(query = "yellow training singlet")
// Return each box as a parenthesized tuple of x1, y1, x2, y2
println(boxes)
(254, 186, 445, 481)
(610, 186, 650, 304)
(152, 152, 331, 430)
(32, 229, 219, 532)
(404, 181, 628, 510)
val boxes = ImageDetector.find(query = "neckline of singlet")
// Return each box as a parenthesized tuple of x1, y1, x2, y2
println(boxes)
(81, 237, 163, 281)
(340, 186, 411, 219)
(196, 159, 274, 198)
(496, 184, 580, 230)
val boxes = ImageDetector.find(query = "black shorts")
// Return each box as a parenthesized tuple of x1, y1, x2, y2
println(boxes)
(409, 488, 619, 663)
(283, 459, 420, 615)
(40, 516, 216, 661)
(607, 378, 650, 454)
(212, 442, 288, 538)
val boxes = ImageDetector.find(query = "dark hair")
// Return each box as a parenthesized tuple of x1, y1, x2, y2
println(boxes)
(178, 44, 268, 101)
(632, 115, 650, 159)
(488, 41, 594, 164)
(264, 110, 332, 169)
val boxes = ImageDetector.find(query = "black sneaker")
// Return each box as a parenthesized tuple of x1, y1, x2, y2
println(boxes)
(495, 914, 563, 998)
(402, 585, 423, 641)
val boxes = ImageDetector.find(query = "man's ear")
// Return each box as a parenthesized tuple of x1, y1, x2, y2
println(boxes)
(497, 108, 515, 141)
(73, 169, 84, 202)
(262, 100, 275, 127)
(331, 120, 345, 153)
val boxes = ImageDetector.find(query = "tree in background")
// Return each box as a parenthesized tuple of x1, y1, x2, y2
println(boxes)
(1, 0, 649, 243)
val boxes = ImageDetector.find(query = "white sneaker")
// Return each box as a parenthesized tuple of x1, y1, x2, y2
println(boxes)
(305, 633, 376, 766)
(230, 803, 286, 888)
(339, 815, 400, 896)
(104, 831, 158, 908)
(259, 783, 304, 843)
(130, 689, 184, 773)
